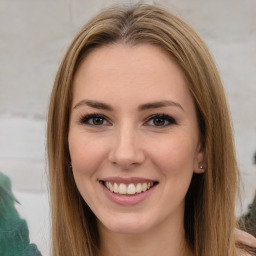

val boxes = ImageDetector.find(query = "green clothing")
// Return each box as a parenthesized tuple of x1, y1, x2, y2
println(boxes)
(0, 172, 42, 256)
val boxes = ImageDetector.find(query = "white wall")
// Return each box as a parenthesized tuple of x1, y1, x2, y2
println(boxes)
(0, 0, 255, 255)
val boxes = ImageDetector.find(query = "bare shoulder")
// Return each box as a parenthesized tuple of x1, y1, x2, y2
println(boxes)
(235, 229, 256, 255)
(236, 248, 255, 256)
(235, 229, 256, 248)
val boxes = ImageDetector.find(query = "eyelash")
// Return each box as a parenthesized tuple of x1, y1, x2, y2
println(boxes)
(79, 113, 110, 126)
(79, 113, 177, 128)
(145, 113, 177, 127)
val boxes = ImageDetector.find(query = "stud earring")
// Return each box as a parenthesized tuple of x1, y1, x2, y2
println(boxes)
(199, 163, 206, 171)
(69, 164, 72, 171)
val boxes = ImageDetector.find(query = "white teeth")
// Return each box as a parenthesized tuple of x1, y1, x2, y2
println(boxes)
(136, 183, 142, 193)
(127, 184, 136, 195)
(109, 183, 114, 192)
(104, 181, 154, 195)
(119, 183, 127, 194)
(114, 183, 119, 193)
(142, 183, 147, 192)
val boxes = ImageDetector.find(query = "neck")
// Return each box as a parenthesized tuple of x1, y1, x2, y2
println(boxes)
(97, 215, 193, 256)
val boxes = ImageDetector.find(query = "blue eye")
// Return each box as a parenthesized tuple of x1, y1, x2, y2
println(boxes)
(146, 114, 177, 127)
(80, 114, 110, 126)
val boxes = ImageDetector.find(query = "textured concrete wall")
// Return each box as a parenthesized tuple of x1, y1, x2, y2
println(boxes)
(0, 0, 255, 254)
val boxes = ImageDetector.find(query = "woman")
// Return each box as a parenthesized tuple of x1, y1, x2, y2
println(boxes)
(47, 4, 256, 256)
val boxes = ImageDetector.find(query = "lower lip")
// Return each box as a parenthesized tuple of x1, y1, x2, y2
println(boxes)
(101, 182, 157, 206)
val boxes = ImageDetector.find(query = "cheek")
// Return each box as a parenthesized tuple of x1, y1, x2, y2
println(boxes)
(145, 135, 196, 219)
(68, 133, 108, 176)
(148, 134, 197, 177)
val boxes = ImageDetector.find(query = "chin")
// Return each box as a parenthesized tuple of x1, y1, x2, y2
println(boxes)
(99, 215, 151, 235)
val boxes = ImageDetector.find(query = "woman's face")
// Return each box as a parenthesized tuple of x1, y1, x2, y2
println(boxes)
(68, 43, 204, 235)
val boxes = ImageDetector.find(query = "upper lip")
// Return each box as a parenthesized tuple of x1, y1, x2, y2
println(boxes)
(99, 176, 158, 184)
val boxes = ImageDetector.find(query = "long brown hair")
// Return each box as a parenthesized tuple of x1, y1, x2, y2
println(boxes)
(48, 4, 242, 255)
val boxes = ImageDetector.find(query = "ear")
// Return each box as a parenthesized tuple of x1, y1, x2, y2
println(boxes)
(193, 144, 206, 174)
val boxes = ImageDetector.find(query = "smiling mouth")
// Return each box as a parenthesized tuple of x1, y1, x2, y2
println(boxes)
(101, 181, 158, 195)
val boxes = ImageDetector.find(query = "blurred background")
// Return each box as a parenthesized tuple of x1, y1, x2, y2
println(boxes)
(0, 0, 255, 255)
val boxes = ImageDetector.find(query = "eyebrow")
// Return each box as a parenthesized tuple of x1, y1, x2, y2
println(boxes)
(73, 99, 113, 110)
(138, 100, 184, 111)
(73, 99, 184, 111)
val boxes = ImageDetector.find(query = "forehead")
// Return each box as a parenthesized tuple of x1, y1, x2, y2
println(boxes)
(72, 43, 193, 111)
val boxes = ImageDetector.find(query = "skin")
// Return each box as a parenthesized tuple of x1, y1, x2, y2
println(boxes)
(68, 43, 205, 256)
(235, 229, 256, 255)
(235, 229, 256, 248)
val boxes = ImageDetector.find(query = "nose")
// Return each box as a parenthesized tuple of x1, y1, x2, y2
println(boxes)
(108, 124, 146, 169)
